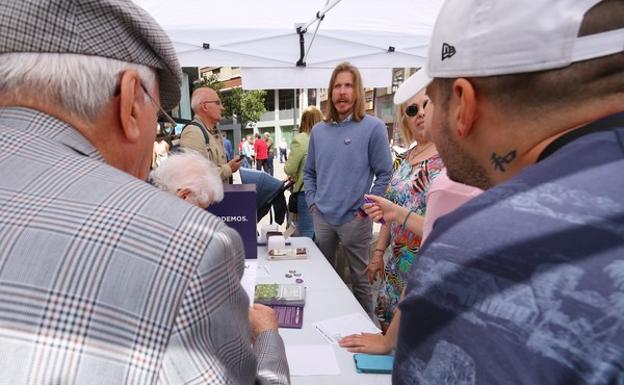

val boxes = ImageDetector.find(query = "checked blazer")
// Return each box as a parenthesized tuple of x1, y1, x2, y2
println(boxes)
(0, 107, 289, 385)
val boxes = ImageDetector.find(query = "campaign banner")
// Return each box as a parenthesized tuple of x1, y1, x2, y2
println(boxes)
(208, 184, 257, 259)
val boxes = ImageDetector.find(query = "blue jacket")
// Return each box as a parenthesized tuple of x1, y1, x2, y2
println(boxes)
(223, 137, 233, 161)
(394, 112, 624, 385)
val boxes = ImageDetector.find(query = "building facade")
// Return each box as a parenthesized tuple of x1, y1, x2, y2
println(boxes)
(173, 66, 418, 153)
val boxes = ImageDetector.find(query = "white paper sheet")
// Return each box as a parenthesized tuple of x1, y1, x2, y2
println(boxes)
(242, 260, 257, 305)
(313, 313, 382, 344)
(256, 263, 270, 278)
(285, 344, 340, 376)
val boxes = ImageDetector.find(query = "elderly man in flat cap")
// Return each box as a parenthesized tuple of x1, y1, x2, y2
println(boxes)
(0, 1, 289, 384)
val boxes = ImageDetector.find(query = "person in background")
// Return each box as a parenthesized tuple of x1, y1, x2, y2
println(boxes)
(221, 132, 234, 183)
(393, 0, 624, 384)
(264, 132, 275, 176)
(179, 87, 242, 182)
(253, 132, 269, 173)
(152, 129, 170, 169)
(304, 62, 393, 315)
(242, 134, 255, 168)
(366, 90, 444, 332)
(222, 132, 233, 161)
(284, 106, 323, 238)
(278, 138, 288, 163)
(151, 150, 224, 208)
(0, 1, 289, 384)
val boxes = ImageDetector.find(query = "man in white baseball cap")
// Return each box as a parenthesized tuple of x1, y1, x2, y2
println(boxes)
(392, 1, 624, 384)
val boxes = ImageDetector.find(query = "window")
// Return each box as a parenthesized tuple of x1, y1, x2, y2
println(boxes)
(264, 90, 275, 111)
(308, 89, 317, 106)
(279, 89, 294, 110)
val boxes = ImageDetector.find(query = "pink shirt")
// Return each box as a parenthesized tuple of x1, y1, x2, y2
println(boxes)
(422, 169, 482, 243)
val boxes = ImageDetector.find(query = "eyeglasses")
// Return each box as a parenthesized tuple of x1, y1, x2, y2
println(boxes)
(138, 82, 178, 127)
(405, 100, 428, 117)
(202, 100, 222, 106)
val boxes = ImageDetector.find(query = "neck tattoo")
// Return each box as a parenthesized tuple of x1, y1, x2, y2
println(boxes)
(490, 150, 517, 172)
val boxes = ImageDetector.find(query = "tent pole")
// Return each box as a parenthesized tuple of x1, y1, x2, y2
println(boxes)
(301, 0, 342, 32)
(296, 0, 343, 67)
(296, 28, 306, 67)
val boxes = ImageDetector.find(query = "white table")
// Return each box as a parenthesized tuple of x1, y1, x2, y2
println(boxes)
(255, 237, 391, 385)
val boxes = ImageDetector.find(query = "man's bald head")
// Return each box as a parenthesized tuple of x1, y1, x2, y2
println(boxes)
(190, 87, 223, 128)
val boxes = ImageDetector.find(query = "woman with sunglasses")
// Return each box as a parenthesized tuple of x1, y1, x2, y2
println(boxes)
(367, 90, 444, 332)
(339, 93, 482, 355)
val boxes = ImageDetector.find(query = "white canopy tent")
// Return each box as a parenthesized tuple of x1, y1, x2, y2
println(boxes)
(135, 0, 443, 89)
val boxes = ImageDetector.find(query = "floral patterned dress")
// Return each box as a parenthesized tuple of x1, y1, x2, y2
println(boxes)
(375, 149, 444, 328)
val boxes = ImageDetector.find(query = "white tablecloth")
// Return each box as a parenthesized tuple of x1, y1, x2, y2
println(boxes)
(255, 237, 391, 385)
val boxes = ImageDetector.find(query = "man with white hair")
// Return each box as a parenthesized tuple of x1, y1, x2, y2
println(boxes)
(391, 0, 624, 384)
(180, 87, 242, 182)
(151, 150, 224, 208)
(0, 1, 289, 384)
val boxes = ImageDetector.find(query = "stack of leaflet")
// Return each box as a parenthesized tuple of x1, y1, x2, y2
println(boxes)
(254, 284, 305, 328)
(267, 247, 308, 260)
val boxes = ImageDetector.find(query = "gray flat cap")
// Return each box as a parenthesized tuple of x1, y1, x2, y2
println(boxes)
(0, 0, 182, 110)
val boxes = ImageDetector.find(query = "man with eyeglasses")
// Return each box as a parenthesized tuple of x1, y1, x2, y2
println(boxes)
(0, 1, 289, 384)
(180, 87, 242, 182)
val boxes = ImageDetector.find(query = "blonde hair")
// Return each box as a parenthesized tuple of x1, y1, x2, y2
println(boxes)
(299, 106, 323, 134)
(325, 62, 366, 123)
(396, 102, 415, 145)
(396, 90, 428, 146)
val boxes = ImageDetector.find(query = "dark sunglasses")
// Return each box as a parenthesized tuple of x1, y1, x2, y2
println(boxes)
(405, 100, 428, 117)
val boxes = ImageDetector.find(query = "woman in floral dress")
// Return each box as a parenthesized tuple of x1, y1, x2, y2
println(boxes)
(367, 90, 444, 330)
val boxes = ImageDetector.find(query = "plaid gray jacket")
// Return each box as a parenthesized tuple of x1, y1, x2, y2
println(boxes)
(0, 107, 289, 385)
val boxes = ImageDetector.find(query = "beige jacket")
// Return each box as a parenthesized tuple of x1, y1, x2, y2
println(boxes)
(179, 115, 231, 181)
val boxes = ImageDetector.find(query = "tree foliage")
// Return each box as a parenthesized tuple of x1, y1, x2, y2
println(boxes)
(193, 73, 223, 91)
(191, 72, 266, 130)
(222, 88, 266, 129)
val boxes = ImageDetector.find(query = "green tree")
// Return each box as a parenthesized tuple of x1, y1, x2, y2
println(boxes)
(222, 88, 266, 130)
(193, 73, 223, 91)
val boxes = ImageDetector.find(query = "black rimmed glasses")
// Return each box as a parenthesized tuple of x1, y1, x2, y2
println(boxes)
(405, 99, 428, 117)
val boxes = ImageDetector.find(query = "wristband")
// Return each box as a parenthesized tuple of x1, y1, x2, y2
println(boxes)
(374, 248, 385, 253)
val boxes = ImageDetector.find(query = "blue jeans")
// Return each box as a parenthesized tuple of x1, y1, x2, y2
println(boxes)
(296, 193, 314, 239)
(266, 155, 274, 175)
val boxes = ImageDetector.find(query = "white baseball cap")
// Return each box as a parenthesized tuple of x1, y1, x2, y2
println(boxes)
(394, 0, 624, 104)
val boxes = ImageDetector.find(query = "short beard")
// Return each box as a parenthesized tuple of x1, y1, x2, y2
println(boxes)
(436, 117, 492, 190)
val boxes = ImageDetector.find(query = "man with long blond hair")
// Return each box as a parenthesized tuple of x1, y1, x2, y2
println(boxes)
(303, 62, 392, 315)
